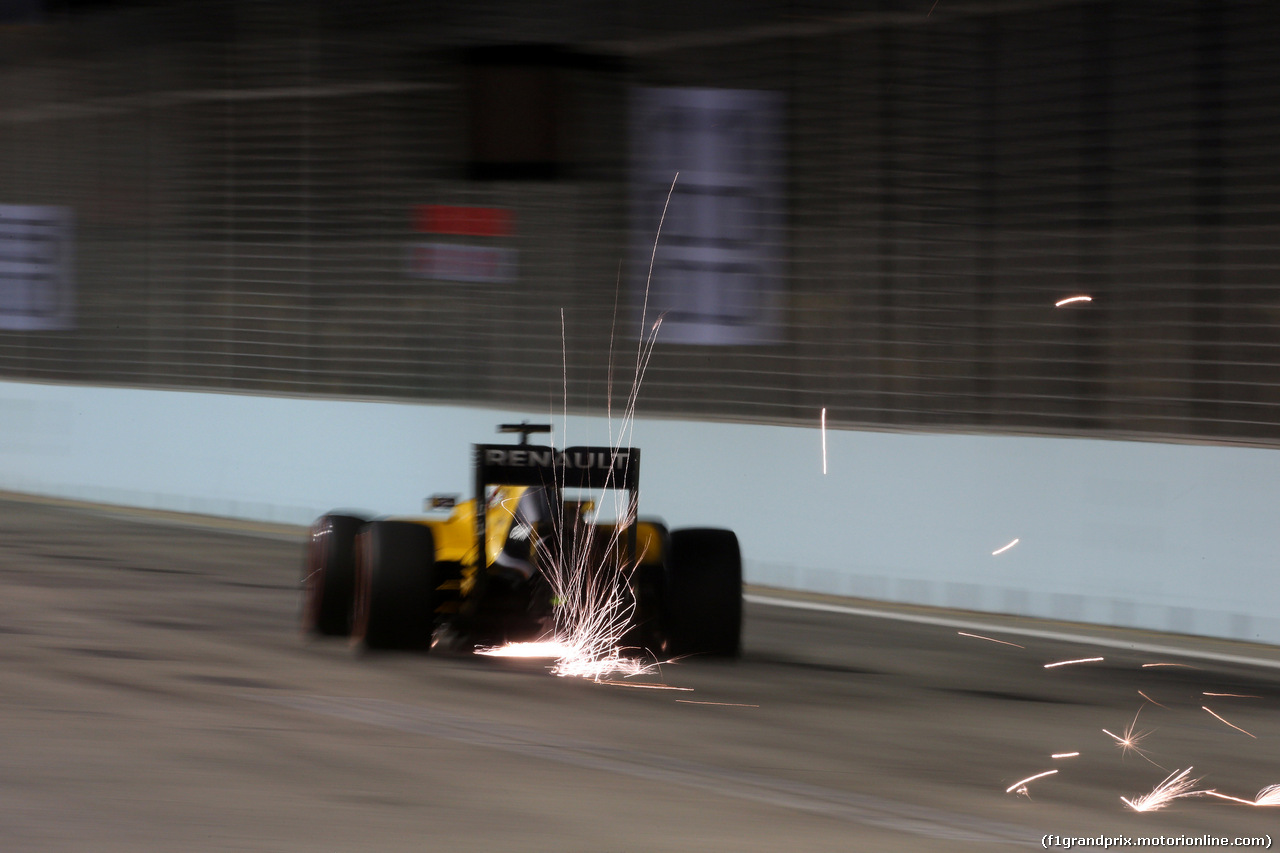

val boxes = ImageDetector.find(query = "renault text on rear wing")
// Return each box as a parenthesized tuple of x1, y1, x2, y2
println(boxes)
(474, 444, 640, 490)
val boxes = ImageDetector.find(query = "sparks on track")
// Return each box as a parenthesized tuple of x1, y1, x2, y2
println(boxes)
(1257, 785, 1280, 806)
(1202, 706, 1257, 738)
(1103, 706, 1164, 769)
(957, 631, 1025, 648)
(484, 174, 680, 683)
(1044, 656, 1104, 669)
(476, 641, 567, 659)
(1203, 692, 1261, 698)
(1137, 690, 1167, 708)
(1121, 768, 1202, 812)
(1203, 786, 1280, 807)
(1006, 769, 1057, 795)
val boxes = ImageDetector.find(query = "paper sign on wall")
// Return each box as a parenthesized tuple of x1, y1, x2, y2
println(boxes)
(0, 204, 75, 331)
(630, 88, 785, 346)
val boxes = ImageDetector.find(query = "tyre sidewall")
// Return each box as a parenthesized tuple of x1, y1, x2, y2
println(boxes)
(663, 528, 743, 658)
(353, 520, 438, 650)
(303, 513, 365, 636)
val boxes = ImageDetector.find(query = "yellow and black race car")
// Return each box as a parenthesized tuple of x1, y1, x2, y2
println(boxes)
(302, 423, 741, 658)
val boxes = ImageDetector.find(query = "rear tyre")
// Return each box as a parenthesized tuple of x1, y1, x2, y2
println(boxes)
(302, 513, 366, 637)
(352, 521, 440, 651)
(663, 528, 743, 658)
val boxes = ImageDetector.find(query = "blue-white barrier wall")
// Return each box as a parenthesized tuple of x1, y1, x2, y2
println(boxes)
(2, 379, 1278, 644)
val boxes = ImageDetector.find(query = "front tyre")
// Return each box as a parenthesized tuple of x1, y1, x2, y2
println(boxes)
(302, 513, 366, 637)
(352, 521, 440, 651)
(663, 528, 743, 658)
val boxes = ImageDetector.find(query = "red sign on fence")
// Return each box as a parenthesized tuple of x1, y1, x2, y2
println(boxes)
(413, 205, 513, 237)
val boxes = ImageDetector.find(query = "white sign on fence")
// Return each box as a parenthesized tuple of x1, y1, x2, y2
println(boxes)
(405, 242, 517, 283)
(0, 204, 75, 331)
(630, 88, 785, 346)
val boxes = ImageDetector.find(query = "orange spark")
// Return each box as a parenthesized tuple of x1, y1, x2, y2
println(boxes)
(1203, 692, 1261, 699)
(1103, 707, 1164, 769)
(476, 641, 568, 658)
(1202, 706, 1256, 738)
(1121, 768, 1202, 812)
(1256, 785, 1280, 806)
(1054, 295, 1093, 307)
(1006, 769, 1057, 794)
(1199, 785, 1280, 807)
(1137, 690, 1167, 708)
(1051, 752, 1080, 759)
(957, 631, 1025, 649)
(1044, 657, 1104, 669)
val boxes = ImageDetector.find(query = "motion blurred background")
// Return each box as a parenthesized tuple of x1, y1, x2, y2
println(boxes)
(2, 0, 1277, 446)
(6, 10, 1280, 851)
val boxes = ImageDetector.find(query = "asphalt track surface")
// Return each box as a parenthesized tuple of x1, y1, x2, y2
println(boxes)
(3, 495, 1279, 852)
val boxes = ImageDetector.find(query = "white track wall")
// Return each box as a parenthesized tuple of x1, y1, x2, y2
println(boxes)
(3, 379, 1278, 644)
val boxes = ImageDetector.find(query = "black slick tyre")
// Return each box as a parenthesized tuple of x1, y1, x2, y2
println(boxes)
(303, 513, 366, 637)
(352, 520, 440, 651)
(663, 528, 743, 658)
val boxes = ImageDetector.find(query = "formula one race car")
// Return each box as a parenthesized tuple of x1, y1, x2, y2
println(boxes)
(302, 423, 741, 659)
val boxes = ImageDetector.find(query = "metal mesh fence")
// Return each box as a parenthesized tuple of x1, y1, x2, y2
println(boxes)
(1, 0, 1278, 445)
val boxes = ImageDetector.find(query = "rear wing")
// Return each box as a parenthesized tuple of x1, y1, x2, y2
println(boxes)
(472, 443, 641, 563)
(474, 444, 640, 490)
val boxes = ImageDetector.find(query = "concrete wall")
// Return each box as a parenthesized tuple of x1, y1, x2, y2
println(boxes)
(2, 379, 1278, 644)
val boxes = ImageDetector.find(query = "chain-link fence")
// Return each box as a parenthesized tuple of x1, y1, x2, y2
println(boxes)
(1, 0, 1278, 444)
